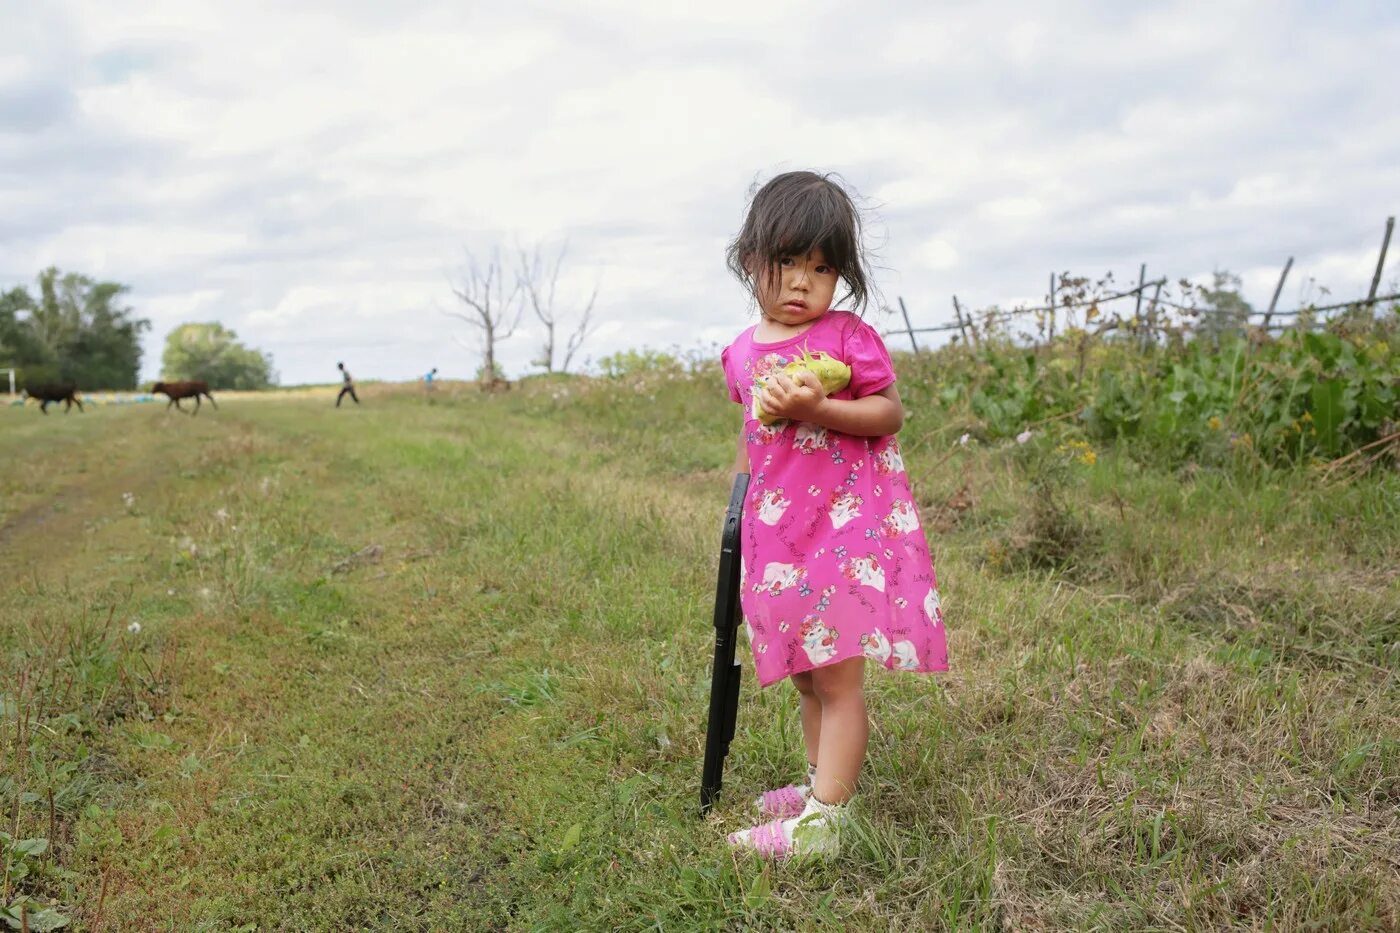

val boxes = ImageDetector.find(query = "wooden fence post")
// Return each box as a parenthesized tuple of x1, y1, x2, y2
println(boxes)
(951, 295, 971, 347)
(1262, 256, 1293, 329)
(897, 297, 921, 355)
(1133, 263, 1147, 335)
(1047, 272, 1056, 342)
(1369, 216, 1395, 303)
(1140, 279, 1165, 351)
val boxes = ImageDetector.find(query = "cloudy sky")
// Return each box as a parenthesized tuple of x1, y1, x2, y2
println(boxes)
(3, 1, 1398, 384)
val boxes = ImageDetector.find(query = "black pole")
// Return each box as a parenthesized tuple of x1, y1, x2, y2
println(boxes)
(700, 472, 749, 815)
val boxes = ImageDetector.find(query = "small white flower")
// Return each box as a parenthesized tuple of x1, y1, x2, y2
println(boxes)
(167, 588, 175, 596)
(121, 492, 136, 508)
(1016, 430, 1034, 445)
(127, 621, 141, 634)
(958, 433, 970, 446)
(214, 508, 229, 523)
(199, 587, 212, 598)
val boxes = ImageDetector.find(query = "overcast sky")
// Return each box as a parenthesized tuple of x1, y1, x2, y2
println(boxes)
(3, 1, 1398, 384)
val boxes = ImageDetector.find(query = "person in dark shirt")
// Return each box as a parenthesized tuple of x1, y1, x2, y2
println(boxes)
(336, 362, 360, 407)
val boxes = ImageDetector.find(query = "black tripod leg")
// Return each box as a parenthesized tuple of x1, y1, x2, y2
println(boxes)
(700, 472, 749, 815)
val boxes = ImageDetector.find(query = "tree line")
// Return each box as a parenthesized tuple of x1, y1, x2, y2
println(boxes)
(1, 268, 274, 391)
(0, 268, 149, 390)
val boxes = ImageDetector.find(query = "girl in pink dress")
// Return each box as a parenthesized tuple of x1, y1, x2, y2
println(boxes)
(720, 171, 948, 859)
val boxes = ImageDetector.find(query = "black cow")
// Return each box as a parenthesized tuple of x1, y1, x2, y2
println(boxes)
(23, 383, 84, 414)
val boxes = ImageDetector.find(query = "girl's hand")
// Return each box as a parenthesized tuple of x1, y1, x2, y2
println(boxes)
(759, 371, 827, 423)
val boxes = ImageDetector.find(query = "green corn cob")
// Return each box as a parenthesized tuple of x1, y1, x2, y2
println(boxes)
(751, 346, 852, 425)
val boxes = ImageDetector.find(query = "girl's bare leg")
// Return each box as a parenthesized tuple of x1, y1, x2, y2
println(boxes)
(791, 671, 820, 771)
(809, 656, 868, 804)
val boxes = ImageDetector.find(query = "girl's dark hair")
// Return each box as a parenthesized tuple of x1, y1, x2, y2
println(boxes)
(726, 171, 873, 313)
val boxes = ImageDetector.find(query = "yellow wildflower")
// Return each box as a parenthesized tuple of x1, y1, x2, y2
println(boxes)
(1207, 416, 1223, 431)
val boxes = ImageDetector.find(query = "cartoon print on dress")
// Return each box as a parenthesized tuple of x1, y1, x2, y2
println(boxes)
(838, 553, 886, 592)
(880, 499, 920, 538)
(755, 487, 791, 525)
(751, 352, 785, 380)
(875, 441, 905, 475)
(754, 561, 806, 597)
(828, 490, 863, 529)
(859, 628, 892, 663)
(747, 352, 794, 422)
(923, 586, 945, 627)
(891, 639, 920, 670)
(793, 422, 829, 454)
(749, 421, 786, 445)
(799, 614, 839, 665)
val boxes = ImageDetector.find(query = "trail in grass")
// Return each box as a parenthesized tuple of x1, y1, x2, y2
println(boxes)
(3, 398, 729, 928)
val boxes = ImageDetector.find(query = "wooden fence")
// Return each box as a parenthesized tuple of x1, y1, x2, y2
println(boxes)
(888, 216, 1397, 353)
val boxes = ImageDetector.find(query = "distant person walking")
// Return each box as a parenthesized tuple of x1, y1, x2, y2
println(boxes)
(424, 367, 438, 389)
(336, 362, 360, 407)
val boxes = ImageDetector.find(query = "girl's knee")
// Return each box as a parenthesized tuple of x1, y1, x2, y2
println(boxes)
(790, 671, 815, 696)
(810, 657, 865, 703)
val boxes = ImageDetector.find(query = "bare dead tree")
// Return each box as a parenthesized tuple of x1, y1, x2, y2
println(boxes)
(517, 241, 599, 374)
(444, 249, 523, 388)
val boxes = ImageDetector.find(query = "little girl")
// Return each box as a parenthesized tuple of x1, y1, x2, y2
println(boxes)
(719, 171, 948, 859)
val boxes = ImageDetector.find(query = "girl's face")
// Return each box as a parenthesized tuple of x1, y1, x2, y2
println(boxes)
(754, 249, 838, 327)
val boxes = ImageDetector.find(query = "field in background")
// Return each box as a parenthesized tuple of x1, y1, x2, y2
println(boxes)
(0, 350, 1397, 929)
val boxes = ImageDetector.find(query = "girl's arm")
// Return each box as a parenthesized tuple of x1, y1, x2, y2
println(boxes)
(757, 373, 904, 437)
(733, 424, 750, 474)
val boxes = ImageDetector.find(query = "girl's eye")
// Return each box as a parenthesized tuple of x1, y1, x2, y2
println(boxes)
(814, 265, 833, 275)
(779, 257, 795, 267)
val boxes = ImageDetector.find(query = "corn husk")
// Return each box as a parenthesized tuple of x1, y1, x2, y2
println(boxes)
(751, 346, 852, 425)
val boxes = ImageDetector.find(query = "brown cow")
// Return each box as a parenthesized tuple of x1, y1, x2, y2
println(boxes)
(153, 380, 218, 415)
(22, 383, 84, 414)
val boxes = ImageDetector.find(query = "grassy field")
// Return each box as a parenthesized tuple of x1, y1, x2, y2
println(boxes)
(0, 372, 1397, 930)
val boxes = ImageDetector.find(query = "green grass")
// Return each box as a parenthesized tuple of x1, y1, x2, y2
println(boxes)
(0, 374, 1396, 930)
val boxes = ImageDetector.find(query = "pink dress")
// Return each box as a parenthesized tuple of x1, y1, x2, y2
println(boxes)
(721, 311, 949, 688)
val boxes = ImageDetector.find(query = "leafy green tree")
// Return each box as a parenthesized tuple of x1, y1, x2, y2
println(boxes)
(161, 322, 276, 390)
(0, 269, 148, 388)
(0, 286, 55, 380)
(1195, 270, 1254, 344)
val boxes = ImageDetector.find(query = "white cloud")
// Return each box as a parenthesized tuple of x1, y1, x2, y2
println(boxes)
(915, 238, 960, 272)
(2, 1, 1398, 383)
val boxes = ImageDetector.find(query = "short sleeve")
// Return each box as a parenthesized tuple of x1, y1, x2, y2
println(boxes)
(720, 344, 743, 403)
(843, 317, 897, 398)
